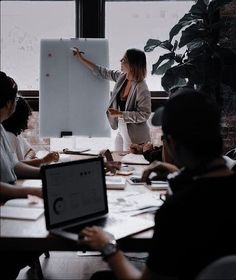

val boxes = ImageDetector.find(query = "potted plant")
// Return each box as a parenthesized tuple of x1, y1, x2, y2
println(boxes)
(144, 0, 236, 106)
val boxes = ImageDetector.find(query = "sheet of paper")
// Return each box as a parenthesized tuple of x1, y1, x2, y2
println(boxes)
(106, 176, 126, 190)
(4, 198, 44, 209)
(0, 206, 44, 220)
(107, 191, 163, 215)
(22, 179, 42, 188)
(121, 154, 149, 165)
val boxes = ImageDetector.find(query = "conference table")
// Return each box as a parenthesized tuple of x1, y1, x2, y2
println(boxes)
(0, 152, 166, 253)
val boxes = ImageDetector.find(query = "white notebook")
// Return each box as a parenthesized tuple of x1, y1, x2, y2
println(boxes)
(4, 198, 44, 208)
(121, 154, 149, 165)
(0, 205, 44, 220)
(106, 176, 126, 190)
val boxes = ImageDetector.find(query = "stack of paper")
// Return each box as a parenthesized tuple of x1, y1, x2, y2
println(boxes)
(0, 198, 44, 220)
(106, 176, 126, 190)
(121, 154, 149, 165)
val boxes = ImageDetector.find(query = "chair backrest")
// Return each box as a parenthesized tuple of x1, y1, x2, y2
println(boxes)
(225, 148, 236, 160)
(196, 255, 236, 280)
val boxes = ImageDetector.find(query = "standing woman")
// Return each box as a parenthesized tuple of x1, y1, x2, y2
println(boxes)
(72, 47, 151, 151)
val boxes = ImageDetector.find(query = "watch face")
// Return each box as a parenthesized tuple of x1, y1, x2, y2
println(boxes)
(102, 240, 118, 257)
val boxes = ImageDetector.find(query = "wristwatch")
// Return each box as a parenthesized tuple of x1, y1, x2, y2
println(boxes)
(101, 239, 118, 260)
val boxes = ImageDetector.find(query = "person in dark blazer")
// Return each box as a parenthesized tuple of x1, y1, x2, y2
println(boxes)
(72, 47, 151, 151)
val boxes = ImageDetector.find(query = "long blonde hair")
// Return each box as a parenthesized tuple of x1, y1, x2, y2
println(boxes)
(126, 48, 147, 82)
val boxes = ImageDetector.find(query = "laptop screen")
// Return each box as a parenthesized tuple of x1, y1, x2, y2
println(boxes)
(41, 157, 108, 229)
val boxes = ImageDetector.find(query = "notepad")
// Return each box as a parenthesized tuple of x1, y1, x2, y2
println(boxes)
(145, 181, 169, 191)
(22, 179, 42, 188)
(0, 205, 44, 220)
(4, 198, 44, 208)
(121, 154, 149, 165)
(106, 176, 126, 190)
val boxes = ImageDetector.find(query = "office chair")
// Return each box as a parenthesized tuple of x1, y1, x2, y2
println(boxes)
(196, 255, 236, 280)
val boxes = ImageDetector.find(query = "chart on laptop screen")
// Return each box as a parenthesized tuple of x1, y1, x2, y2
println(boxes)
(44, 160, 106, 226)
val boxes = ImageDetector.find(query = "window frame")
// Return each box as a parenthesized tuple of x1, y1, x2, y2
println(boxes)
(3, 0, 192, 109)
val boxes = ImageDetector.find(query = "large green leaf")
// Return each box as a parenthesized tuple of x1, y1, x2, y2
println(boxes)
(187, 43, 206, 60)
(169, 13, 200, 42)
(152, 59, 175, 75)
(161, 66, 188, 92)
(173, 40, 178, 52)
(179, 25, 206, 48)
(162, 60, 207, 92)
(144, 39, 162, 52)
(144, 39, 173, 52)
(151, 53, 175, 74)
(159, 40, 173, 51)
(189, 0, 207, 15)
(187, 39, 205, 52)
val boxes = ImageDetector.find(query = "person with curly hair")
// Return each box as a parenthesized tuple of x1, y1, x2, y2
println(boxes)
(2, 96, 60, 166)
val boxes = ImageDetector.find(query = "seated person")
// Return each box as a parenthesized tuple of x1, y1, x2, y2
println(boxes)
(0, 71, 42, 279)
(79, 88, 236, 280)
(130, 142, 163, 162)
(2, 96, 59, 166)
(130, 129, 178, 181)
(131, 139, 178, 181)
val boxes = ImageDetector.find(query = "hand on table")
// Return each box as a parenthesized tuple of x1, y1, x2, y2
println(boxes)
(143, 142, 153, 153)
(130, 142, 153, 154)
(105, 161, 122, 174)
(129, 143, 143, 154)
(141, 160, 179, 183)
(80, 226, 114, 251)
(42, 152, 60, 164)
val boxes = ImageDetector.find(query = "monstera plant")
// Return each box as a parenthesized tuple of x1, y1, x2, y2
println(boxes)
(144, 0, 236, 106)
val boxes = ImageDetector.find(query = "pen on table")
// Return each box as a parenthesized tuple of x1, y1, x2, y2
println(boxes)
(62, 148, 91, 155)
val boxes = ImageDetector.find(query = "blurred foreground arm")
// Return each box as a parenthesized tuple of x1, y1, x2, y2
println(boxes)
(80, 226, 152, 280)
(141, 160, 179, 183)
(0, 181, 42, 203)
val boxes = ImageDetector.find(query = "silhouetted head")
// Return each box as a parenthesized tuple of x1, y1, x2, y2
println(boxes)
(0, 71, 18, 109)
(2, 96, 32, 136)
(152, 88, 223, 164)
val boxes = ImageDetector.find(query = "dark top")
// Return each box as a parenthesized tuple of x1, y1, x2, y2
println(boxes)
(146, 173, 236, 280)
(143, 146, 163, 163)
(117, 80, 128, 112)
(117, 92, 126, 111)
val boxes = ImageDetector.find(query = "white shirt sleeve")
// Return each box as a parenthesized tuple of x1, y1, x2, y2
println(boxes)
(6, 132, 33, 160)
(17, 134, 34, 160)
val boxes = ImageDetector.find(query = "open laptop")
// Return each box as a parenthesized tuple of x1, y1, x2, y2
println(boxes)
(41, 157, 154, 241)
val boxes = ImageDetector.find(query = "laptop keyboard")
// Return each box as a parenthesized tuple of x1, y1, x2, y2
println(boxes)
(64, 216, 118, 234)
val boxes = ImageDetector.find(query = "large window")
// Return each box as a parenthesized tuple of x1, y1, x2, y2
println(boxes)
(1, 0, 194, 149)
(1, 1, 194, 91)
(0, 1, 75, 90)
(105, 1, 194, 90)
